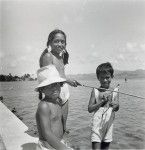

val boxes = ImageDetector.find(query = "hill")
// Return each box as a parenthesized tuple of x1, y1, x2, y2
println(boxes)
(68, 69, 145, 80)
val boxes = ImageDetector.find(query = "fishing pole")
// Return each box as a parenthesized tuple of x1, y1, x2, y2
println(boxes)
(76, 82, 145, 99)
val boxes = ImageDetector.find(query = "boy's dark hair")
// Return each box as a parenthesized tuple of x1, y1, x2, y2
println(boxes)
(46, 29, 69, 65)
(96, 62, 114, 79)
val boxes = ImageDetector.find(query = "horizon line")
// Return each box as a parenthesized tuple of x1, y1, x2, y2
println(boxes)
(0, 68, 145, 76)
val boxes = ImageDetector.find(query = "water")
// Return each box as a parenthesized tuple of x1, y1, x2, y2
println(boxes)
(0, 79, 145, 149)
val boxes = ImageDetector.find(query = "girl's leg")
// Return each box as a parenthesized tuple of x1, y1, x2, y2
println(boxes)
(62, 100, 69, 133)
(92, 142, 101, 150)
(101, 142, 110, 150)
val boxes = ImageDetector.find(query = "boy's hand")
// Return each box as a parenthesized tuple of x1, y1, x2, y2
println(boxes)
(106, 94, 112, 102)
(109, 102, 119, 111)
(101, 95, 109, 104)
(101, 93, 112, 104)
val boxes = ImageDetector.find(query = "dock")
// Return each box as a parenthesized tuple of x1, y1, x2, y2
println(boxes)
(0, 102, 38, 150)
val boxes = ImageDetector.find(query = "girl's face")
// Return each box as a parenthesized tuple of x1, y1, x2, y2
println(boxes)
(50, 33, 66, 55)
(98, 72, 112, 89)
(42, 82, 62, 100)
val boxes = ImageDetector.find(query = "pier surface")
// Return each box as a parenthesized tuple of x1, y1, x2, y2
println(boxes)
(0, 102, 38, 150)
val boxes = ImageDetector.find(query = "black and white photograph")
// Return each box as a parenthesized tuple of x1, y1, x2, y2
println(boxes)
(0, 0, 145, 149)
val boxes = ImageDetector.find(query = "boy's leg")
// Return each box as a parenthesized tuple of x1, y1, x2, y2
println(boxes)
(62, 100, 69, 133)
(101, 142, 110, 150)
(102, 122, 113, 150)
(92, 142, 101, 150)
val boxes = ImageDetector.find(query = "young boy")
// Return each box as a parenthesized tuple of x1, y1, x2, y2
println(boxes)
(35, 65, 72, 150)
(88, 62, 119, 150)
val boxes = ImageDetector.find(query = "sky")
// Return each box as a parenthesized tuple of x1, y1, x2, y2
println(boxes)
(1, 0, 145, 76)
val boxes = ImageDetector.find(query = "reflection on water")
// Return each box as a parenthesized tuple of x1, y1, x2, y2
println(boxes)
(0, 79, 145, 149)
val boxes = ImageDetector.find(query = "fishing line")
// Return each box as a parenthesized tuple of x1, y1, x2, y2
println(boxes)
(77, 82, 145, 99)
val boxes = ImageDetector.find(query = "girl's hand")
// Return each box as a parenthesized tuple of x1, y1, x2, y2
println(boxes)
(66, 80, 81, 87)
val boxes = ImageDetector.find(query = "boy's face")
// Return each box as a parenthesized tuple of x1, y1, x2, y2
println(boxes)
(42, 82, 62, 99)
(50, 33, 66, 55)
(98, 72, 112, 89)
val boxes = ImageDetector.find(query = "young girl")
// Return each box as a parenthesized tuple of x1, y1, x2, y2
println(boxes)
(39, 29, 79, 133)
(88, 62, 119, 150)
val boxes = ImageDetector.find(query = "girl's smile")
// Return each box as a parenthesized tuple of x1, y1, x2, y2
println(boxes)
(50, 33, 66, 55)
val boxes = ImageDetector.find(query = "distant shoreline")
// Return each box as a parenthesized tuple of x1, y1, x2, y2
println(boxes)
(0, 69, 145, 82)
(0, 78, 145, 83)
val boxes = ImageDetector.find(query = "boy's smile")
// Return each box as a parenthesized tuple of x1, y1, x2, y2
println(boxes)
(98, 72, 112, 89)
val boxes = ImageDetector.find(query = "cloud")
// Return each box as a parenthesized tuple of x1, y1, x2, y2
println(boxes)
(113, 42, 145, 70)
(19, 56, 27, 61)
(75, 15, 84, 23)
(113, 59, 118, 64)
(9, 55, 31, 69)
(0, 52, 5, 59)
(134, 56, 139, 61)
(126, 42, 137, 52)
(117, 54, 125, 60)
(10, 61, 17, 68)
(126, 42, 145, 53)
(107, 58, 118, 65)
(143, 63, 145, 69)
(140, 44, 145, 51)
(92, 51, 98, 57)
(25, 45, 33, 53)
(90, 44, 95, 49)
(62, 15, 70, 24)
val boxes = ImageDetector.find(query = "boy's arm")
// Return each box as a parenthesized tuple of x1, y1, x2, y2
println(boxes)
(39, 51, 53, 67)
(37, 103, 70, 150)
(88, 89, 106, 113)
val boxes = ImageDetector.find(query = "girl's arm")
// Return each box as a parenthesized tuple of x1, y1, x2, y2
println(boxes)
(65, 78, 80, 87)
(39, 50, 53, 67)
(40, 51, 79, 87)
(88, 89, 107, 113)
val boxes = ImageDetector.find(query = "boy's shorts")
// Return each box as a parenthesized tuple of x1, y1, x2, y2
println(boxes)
(91, 123, 113, 143)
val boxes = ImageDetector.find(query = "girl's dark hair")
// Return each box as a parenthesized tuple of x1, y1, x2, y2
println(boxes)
(46, 29, 69, 65)
(39, 30, 69, 100)
(96, 62, 114, 79)
(39, 92, 43, 100)
(46, 29, 66, 47)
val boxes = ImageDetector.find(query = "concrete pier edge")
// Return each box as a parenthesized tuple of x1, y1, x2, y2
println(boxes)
(0, 102, 38, 150)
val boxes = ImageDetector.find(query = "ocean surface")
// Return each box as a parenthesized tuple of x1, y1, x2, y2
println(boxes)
(0, 79, 145, 149)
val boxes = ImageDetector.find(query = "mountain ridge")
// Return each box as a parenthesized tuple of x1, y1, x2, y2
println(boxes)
(68, 69, 145, 80)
